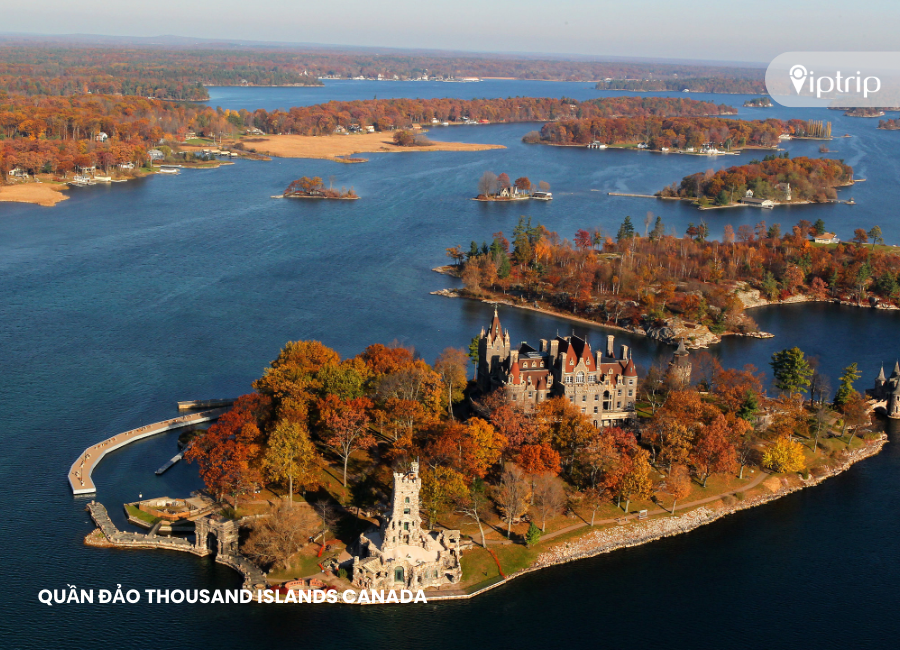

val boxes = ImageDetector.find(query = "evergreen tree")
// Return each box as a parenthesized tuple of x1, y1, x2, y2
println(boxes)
(737, 389, 759, 421)
(525, 522, 542, 546)
(650, 216, 665, 241)
(468, 241, 480, 260)
(468, 335, 480, 380)
(833, 362, 862, 409)
(770, 347, 813, 398)
(813, 218, 826, 236)
(617, 216, 635, 242)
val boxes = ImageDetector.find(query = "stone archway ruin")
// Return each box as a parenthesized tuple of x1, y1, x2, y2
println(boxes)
(194, 517, 239, 557)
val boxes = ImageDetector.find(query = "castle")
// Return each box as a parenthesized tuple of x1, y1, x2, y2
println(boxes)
(477, 307, 638, 427)
(352, 461, 462, 590)
(667, 339, 692, 388)
(868, 362, 900, 418)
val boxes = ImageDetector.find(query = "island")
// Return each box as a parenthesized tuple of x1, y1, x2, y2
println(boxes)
(743, 97, 773, 108)
(441, 213, 894, 350)
(528, 116, 827, 152)
(656, 154, 854, 208)
(474, 172, 551, 201)
(81, 327, 886, 600)
(878, 118, 900, 130)
(282, 176, 358, 200)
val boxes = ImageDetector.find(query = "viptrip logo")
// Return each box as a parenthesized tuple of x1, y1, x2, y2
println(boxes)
(788, 64, 881, 98)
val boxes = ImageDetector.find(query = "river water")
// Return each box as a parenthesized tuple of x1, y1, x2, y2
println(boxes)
(1, 81, 899, 648)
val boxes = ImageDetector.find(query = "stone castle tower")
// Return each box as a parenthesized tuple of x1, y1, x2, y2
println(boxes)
(477, 305, 510, 393)
(667, 339, 692, 388)
(352, 461, 462, 590)
(381, 461, 424, 549)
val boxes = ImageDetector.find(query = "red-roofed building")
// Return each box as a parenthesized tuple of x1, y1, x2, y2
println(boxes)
(476, 307, 638, 427)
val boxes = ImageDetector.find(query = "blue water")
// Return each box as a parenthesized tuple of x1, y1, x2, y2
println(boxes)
(2, 81, 899, 648)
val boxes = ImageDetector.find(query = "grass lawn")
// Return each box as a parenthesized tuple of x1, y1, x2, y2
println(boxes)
(125, 504, 159, 525)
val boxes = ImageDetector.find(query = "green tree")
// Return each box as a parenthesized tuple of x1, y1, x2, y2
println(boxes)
(812, 218, 826, 236)
(525, 522, 542, 546)
(737, 389, 759, 421)
(468, 334, 480, 380)
(617, 216, 635, 242)
(868, 226, 883, 247)
(770, 347, 813, 398)
(833, 362, 862, 410)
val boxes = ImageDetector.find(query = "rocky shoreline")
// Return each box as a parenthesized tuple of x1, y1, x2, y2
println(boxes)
(428, 434, 887, 601)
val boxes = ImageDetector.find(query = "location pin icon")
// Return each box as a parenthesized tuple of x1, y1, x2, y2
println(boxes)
(789, 65, 808, 94)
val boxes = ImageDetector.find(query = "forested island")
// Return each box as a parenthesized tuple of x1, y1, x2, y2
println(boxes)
(878, 118, 900, 130)
(529, 115, 806, 149)
(743, 97, 773, 108)
(657, 154, 854, 206)
(283, 177, 358, 199)
(444, 214, 893, 348)
(595, 77, 765, 94)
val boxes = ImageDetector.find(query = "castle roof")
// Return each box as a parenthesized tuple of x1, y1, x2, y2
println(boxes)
(556, 335, 597, 372)
(674, 338, 688, 356)
(486, 305, 505, 344)
(893, 360, 900, 378)
(877, 365, 886, 382)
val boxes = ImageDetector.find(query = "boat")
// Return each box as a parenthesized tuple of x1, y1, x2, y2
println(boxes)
(532, 191, 553, 201)
(158, 167, 180, 175)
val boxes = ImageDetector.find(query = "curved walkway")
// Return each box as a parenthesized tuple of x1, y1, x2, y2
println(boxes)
(68, 407, 229, 495)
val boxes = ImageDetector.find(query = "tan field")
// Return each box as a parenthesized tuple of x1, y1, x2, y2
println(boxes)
(231, 132, 505, 161)
(0, 183, 69, 207)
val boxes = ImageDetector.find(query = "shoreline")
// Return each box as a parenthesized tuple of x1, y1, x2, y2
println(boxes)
(430, 270, 773, 349)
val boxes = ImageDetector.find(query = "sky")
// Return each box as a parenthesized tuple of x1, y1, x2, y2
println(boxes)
(1, 0, 897, 64)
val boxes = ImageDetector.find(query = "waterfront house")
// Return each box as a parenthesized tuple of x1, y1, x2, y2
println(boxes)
(588, 141, 608, 149)
(95, 131, 108, 142)
(813, 232, 839, 244)
(118, 162, 135, 170)
(148, 149, 165, 161)
(7, 167, 28, 178)
(741, 196, 775, 208)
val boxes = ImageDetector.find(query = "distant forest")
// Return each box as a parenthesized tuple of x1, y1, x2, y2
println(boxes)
(0, 44, 765, 99)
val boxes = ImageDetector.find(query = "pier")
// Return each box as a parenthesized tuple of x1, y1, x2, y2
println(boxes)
(68, 407, 229, 495)
(177, 397, 236, 411)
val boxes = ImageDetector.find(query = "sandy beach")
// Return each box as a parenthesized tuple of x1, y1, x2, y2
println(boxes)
(0, 183, 69, 207)
(235, 132, 505, 161)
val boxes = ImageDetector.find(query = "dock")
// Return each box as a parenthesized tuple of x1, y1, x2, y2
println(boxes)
(155, 451, 185, 475)
(68, 407, 228, 495)
(177, 398, 236, 411)
(607, 192, 659, 199)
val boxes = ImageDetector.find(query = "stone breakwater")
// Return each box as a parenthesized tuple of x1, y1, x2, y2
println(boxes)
(84, 502, 267, 590)
(531, 436, 886, 571)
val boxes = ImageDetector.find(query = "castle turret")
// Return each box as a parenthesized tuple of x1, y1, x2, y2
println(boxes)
(381, 461, 424, 550)
(477, 305, 511, 392)
(667, 339, 692, 388)
(876, 365, 886, 390)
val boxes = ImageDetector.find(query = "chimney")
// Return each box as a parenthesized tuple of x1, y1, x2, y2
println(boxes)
(606, 335, 615, 359)
(620, 344, 630, 360)
(539, 338, 548, 353)
(549, 339, 559, 362)
(510, 350, 519, 365)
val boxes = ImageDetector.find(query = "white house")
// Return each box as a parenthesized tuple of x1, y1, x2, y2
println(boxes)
(813, 232, 840, 244)
(148, 149, 165, 161)
(95, 131, 108, 142)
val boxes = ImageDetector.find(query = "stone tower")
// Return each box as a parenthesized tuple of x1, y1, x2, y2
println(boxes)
(667, 339, 692, 388)
(477, 305, 511, 392)
(381, 461, 424, 550)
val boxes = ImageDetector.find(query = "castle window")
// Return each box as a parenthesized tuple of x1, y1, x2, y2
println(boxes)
(405, 497, 410, 503)
(394, 567, 405, 583)
(404, 522, 409, 531)
(628, 390, 633, 397)
(528, 391, 534, 398)
(576, 372, 584, 384)
(593, 420, 599, 428)
(593, 406, 598, 413)
(617, 401, 621, 409)
(594, 394, 599, 401)
(404, 508, 410, 515)
(603, 391, 611, 410)
(565, 376, 573, 384)
(582, 395, 587, 402)
(588, 374, 596, 383)
(540, 361, 544, 367)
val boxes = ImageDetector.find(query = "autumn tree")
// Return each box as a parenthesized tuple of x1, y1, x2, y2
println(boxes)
(421, 466, 469, 528)
(664, 464, 692, 515)
(319, 395, 374, 486)
(456, 480, 490, 548)
(242, 502, 321, 570)
(434, 347, 469, 417)
(494, 463, 530, 537)
(620, 448, 654, 514)
(532, 473, 566, 531)
(690, 414, 737, 487)
(185, 394, 270, 506)
(761, 437, 806, 473)
(263, 420, 319, 505)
